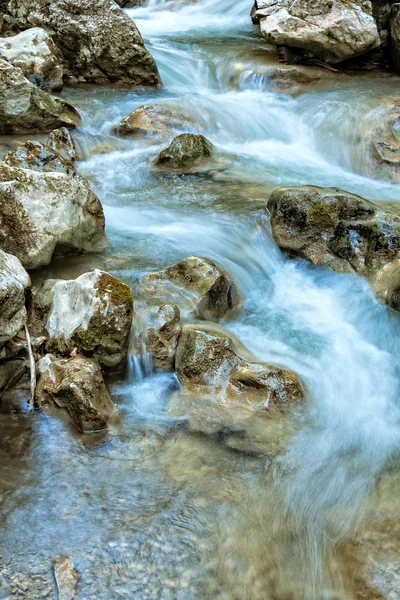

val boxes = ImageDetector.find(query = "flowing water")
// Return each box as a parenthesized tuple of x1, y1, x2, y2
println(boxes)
(2, 1, 400, 599)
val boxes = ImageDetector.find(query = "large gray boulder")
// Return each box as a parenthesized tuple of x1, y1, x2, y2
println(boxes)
(267, 185, 400, 309)
(0, 58, 80, 134)
(35, 354, 115, 433)
(6, 0, 160, 86)
(34, 270, 134, 368)
(0, 27, 63, 91)
(256, 0, 380, 64)
(0, 250, 30, 344)
(142, 256, 239, 321)
(0, 162, 105, 269)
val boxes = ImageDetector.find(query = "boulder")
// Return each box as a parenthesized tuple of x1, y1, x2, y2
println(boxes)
(267, 185, 400, 308)
(0, 162, 105, 270)
(2, 140, 78, 177)
(355, 103, 400, 182)
(0, 58, 80, 134)
(154, 134, 214, 171)
(0, 250, 30, 344)
(34, 270, 134, 368)
(46, 127, 77, 162)
(35, 354, 115, 433)
(256, 0, 380, 64)
(6, 0, 160, 86)
(0, 27, 63, 91)
(141, 303, 181, 372)
(141, 256, 239, 321)
(170, 324, 304, 452)
(112, 103, 194, 137)
(391, 4, 400, 73)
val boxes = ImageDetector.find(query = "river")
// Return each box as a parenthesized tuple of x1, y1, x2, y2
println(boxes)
(1, 0, 400, 598)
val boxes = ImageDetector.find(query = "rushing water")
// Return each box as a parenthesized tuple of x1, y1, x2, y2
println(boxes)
(2, 1, 400, 598)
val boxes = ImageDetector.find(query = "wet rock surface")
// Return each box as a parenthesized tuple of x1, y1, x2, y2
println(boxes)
(0, 58, 80, 134)
(6, 0, 160, 86)
(141, 304, 181, 372)
(46, 127, 77, 162)
(112, 103, 195, 137)
(0, 250, 29, 344)
(0, 27, 63, 91)
(34, 270, 134, 368)
(3, 140, 78, 177)
(35, 354, 115, 432)
(0, 161, 105, 270)
(142, 256, 238, 321)
(256, 0, 380, 64)
(155, 134, 215, 171)
(267, 185, 400, 309)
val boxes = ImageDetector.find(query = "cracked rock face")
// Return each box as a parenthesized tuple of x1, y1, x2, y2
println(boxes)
(35, 354, 115, 433)
(0, 161, 105, 270)
(6, 0, 160, 86)
(0, 27, 63, 91)
(0, 58, 80, 134)
(34, 270, 134, 368)
(0, 250, 30, 345)
(256, 0, 380, 64)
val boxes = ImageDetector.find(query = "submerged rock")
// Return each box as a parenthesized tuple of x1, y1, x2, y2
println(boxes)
(46, 127, 77, 162)
(112, 103, 194, 137)
(2, 140, 78, 177)
(53, 557, 78, 600)
(170, 323, 304, 452)
(256, 0, 380, 64)
(267, 185, 400, 309)
(6, 0, 160, 86)
(0, 250, 30, 344)
(0, 58, 80, 134)
(155, 134, 214, 171)
(142, 256, 238, 321)
(0, 27, 63, 91)
(35, 270, 134, 368)
(36, 354, 115, 433)
(0, 162, 105, 269)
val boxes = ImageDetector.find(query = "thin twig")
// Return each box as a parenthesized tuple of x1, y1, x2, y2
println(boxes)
(24, 324, 36, 410)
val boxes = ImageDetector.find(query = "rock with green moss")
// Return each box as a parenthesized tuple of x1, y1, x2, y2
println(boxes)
(46, 127, 77, 162)
(267, 185, 400, 309)
(112, 103, 194, 138)
(169, 323, 304, 452)
(3, 140, 77, 177)
(6, 0, 160, 86)
(0, 58, 80, 134)
(35, 270, 134, 368)
(155, 134, 214, 171)
(35, 354, 115, 433)
(0, 249, 30, 345)
(142, 256, 239, 321)
(0, 27, 63, 91)
(0, 162, 105, 270)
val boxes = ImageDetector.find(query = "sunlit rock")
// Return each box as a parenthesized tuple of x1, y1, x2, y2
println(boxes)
(170, 323, 304, 452)
(6, 0, 160, 86)
(36, 354, 115, 433)
(154, 133, 215, 171)
(0, 58, 80, 134)
(0, 27, 63, 91)
(0, 162, 105, 269)
(267, 185, 400, 310)
(0, 250, 30, 344)
(2, 140, 78, 177)
(46, 127, 77, 162)
(142, 256, 238, 321)
(112, 103, 194, 137)
(34, 270, 134, 368)
(256, 0, 380, 64)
